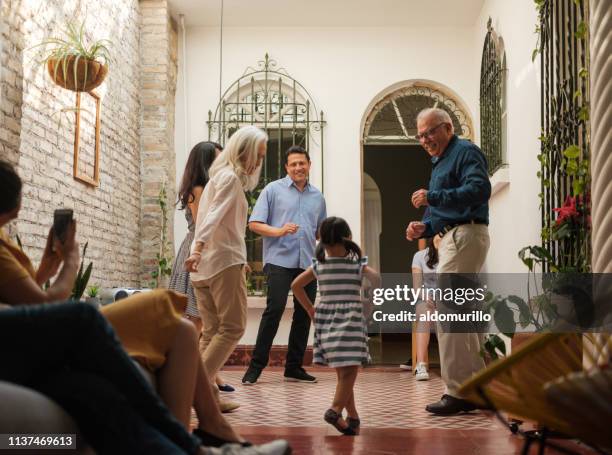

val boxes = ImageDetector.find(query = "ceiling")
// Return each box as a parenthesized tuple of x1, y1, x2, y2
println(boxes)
(168, 0, 485, 27)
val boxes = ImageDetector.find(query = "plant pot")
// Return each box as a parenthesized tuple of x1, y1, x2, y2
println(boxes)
(85, 296, 101, 309)
(47, 56, 108, 92)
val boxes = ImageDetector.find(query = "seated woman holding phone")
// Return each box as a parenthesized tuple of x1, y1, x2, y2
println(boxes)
(0, 161, 251, 449)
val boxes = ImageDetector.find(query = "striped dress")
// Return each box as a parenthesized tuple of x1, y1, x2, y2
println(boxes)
(168, 209, 198, 317)
(312, 256, 370, 368)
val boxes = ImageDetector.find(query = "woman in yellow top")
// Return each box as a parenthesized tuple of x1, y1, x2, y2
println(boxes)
(0, 160, 244, 448)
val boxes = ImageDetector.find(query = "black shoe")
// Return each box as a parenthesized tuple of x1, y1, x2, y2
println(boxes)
(324, 408, 357, 436)
(425, 394, 477, 415)
(283, 368, 317, 383)
(218, 383, 235, 392)
(192, 429, 252, 448)
(241, 367, 261, 385)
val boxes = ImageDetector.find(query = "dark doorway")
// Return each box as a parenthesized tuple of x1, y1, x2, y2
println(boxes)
(364, 144, 437, 366)
(363, 144, 430, 273)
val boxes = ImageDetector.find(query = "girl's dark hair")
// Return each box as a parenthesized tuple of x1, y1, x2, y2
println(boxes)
(426, 237, 439, 269)
(0, 160, 22, 214)
(177, 141, 222, 209)
(315, 216, 362, 263)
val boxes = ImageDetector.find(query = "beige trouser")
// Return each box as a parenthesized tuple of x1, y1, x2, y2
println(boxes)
(192, 264, 247, 382)
(436, 224, 490, 397)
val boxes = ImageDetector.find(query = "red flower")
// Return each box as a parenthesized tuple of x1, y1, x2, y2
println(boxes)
(553, 196, 580, 226)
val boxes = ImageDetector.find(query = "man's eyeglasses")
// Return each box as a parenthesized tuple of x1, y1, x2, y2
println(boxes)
(415, 123, 447, 141)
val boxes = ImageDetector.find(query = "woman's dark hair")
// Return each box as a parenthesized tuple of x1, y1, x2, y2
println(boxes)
(315, 216, 362, 263)
(0, 160, 22, 214)
(426, 237, 439, 269)
(177, 141, 222, 209)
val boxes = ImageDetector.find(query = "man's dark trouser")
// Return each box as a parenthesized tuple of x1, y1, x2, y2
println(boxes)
(249, 264, 317, 372)
(0, 302, 200, 455)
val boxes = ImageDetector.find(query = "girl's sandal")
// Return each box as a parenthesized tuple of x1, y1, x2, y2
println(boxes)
(346, 417, 361, 435)
(324, 409, 357, 436)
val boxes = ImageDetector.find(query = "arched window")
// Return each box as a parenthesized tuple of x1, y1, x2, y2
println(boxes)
(208, 54, 325, 189)
(480, 18, 507, 175)
(363, 82, 473, 145)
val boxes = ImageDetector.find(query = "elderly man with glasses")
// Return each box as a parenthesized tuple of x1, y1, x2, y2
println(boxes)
(406, 107, 491, 415)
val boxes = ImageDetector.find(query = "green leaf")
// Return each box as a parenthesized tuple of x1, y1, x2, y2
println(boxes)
(572, 179, 585, 196)
(565, 159, 578, 175)
(493, 301, 517, 334)
(552, 223, 572, 240)
(575, 21, 587, 40)
(578, 106, 589, 122)
(508, 295, 532, 328)
(563, 145, 580, 159)
(530, 245, 555, 262)
(532, 48, 539, 62)
(579, 67, 588, 78)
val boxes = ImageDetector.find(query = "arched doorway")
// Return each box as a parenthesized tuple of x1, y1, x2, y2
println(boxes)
(360, 80, 474, 365)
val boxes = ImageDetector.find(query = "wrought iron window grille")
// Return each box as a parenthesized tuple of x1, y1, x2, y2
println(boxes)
(480, 18, 507, 176)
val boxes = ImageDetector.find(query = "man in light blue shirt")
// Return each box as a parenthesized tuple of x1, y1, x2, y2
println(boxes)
(242, 146, 326, 385)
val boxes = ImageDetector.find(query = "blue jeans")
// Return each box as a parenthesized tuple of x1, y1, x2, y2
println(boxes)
(0, 302, 201, 455)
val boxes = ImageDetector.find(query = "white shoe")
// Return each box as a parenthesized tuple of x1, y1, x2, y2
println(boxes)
(399, 361, 412, 370)
(207, 439, 291, 455)
(414, 362, 429, 381)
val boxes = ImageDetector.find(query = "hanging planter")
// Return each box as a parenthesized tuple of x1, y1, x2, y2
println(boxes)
(31, 21, 111, 93)
(47, 56, 108, 92)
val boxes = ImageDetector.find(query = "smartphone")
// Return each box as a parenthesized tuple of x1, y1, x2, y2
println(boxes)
(53, 209, 74, 244)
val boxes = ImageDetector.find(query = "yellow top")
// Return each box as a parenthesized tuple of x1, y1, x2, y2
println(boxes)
(0, 228, 187, 373)
(0, 229, 36, 289)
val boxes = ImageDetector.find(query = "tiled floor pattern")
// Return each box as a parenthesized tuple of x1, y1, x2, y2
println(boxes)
(215, 367, 497, 430)
(190, 367, 598, 454)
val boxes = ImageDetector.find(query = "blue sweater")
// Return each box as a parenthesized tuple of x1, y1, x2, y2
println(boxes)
(422, 135, 491, 238)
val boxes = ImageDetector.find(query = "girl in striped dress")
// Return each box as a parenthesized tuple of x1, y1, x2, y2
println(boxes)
(291, 216, 381, 436)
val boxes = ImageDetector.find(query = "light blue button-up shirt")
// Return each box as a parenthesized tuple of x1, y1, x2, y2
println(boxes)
(249, 176, 327, 270)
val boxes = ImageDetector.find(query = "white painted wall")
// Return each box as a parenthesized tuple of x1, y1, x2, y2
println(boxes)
(174, 25, 479, 252)
(473, 0, 542, 272)
(173, 3, 544, 344)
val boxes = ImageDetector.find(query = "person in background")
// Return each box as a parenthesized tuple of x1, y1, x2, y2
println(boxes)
(0, 160, 290, 455)
(404, 235, 440, 381)
(405, 107, 491, 415)
(292, 217, 380, 435)
(170, 141, 234, 394)
(185, 126, 268, 401)
(242, 146, 326, 386)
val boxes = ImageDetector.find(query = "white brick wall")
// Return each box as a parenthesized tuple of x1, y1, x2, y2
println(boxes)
(139, 0, 177, 286)
(0, 0, 144, 287)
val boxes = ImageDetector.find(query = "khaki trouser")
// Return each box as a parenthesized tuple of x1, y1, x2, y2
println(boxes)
(192, 264, 247, 382)
(436, 224, 490, 397)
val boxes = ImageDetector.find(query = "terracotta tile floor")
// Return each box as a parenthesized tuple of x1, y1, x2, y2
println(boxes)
(218, 367, 495, 430)
(191, 367, 598, 454)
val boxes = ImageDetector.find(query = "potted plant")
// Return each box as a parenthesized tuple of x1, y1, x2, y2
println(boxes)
(31, 21, 111, 92)
(85, 284, 101, 308)
(71, 242, 93, 301)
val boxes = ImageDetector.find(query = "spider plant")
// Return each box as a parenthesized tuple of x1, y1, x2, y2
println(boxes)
(31, 21, 111, 91)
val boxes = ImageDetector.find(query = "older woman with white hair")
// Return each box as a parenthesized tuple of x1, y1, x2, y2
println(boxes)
(185, 125, 268, 392)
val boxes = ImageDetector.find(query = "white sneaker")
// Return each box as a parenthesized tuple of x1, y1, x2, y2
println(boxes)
(206, 439, 291, 455)
(414, 362, 429, 381)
